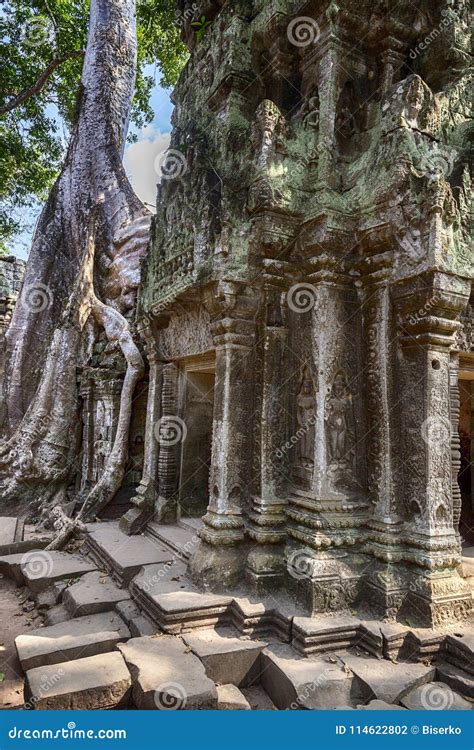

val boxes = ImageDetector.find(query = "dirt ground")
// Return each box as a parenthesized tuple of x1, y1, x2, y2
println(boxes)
(0, 575, 36, 708)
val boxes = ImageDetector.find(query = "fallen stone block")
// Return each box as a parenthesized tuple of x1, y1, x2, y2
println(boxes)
(25, 652, 131, 709)
(261, 646, 368, 709)
(0, 553, 30, 585)
(436, 661, 474, 699)
(400, 682, 473, 710)
(182, 628, 266, 687)
(63, 571, 130, 616)
(217, 684, 251, 710)
(118, 635, 217, 709)
(20, 551, 96, 593)
(16, 612, 130, 671)
(241, 686, 277, 710)
(341, 654, 435, 704)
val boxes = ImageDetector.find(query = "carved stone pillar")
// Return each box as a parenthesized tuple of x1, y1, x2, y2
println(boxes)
(246, 288, 288, 588)
(449, 354, 462, 533)
(316, 43, 341, 185)
(393, 272, 471, 626)
(120, 324, 163, 534)
(188, 281, 261, 589)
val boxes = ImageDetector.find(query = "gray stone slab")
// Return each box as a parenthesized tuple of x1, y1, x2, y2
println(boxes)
(20, 551, 96, 593)
(63, 571, 130, 616)
(241, 686, 277, 710)
(261, 646, 368, 710)
(25, 652, 131, 710)
(183, 628, 266, 687)
(358, 700, 407, 710)
(400, 682, 473, 710)
(217, 684, 251, 710)
(129, 615, 158, 637)
(0, 517, 17, 547)
(0, 552, 29, 584)
(87, 522, 174, 584)
(118, 635, 217, 709)
(436, 661, 474, 698)
(341, 654, 435, 704)
(16, 612, 130, 671)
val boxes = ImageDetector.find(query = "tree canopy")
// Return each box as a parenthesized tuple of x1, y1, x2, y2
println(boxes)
(0, 0, 186, 253)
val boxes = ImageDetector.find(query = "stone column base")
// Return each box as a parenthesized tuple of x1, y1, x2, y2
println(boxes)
(246, 545, 286, 593)
(187, 541, 248, 591)
(119, 478, 155, 535)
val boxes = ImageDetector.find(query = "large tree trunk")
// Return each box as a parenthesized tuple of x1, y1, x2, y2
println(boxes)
(0, 0, 150, 521)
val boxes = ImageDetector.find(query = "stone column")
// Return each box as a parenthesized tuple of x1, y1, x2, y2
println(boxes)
(155, 362, 181, 522)
(316, 43, 341, 185)
(188, 281, 261, 589)
(393, 272, 471, 626)
(246, 288, 288, 588)
(120, 324, 163, 534)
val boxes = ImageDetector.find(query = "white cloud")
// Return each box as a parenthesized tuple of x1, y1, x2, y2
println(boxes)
(123, 126, 171, 211)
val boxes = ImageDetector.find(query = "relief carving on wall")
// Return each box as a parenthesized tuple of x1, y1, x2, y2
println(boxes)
(325, 370, 357, 491)
(295, 366, 316, 469)
(157, 307, 214, 360)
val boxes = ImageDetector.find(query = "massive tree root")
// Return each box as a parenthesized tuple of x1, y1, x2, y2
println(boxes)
(0, 0, 151, 537)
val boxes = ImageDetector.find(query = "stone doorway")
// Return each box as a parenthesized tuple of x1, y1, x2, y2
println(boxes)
(177, 353, 215, 520)
(459, 357, 473, 545)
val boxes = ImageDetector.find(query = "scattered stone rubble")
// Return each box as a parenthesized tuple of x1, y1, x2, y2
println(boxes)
(0, 516, 472, 710)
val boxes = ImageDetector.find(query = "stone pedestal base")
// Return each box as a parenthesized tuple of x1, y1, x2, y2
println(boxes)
(188, 541, 247, 591)
(364, 564, 472, 627)
(246, 545, 286, 593)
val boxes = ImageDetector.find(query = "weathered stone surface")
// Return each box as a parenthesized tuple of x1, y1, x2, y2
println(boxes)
(241, 686, 277, 710)
(25, 652, 131, 709)
(16, 612, 130, 671)
(358, 700, 407, 710)
(400, 682, 473, 710)
(43, 604, 70, 626)
(0, 518, 18, 549)
(217, 684, 251, 710)
(117, 636, 217, 709)
(341, 654, 435, 704)
(261, 646, 368, 710)
(86, 522, 174, 585)
(129, 615, 158, 636)
(0, 678, 24, 710)
(182, 628, 265, 687)
(63, 571, 130, 616)
(21, 551, 96, 593)
(436, 662, 474, 699)
(0, 553, 30, 584)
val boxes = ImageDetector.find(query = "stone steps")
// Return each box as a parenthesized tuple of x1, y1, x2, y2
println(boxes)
(145, 521, 199, 561)
(85, 521, 175, 586)
(63, 570, 131, 617)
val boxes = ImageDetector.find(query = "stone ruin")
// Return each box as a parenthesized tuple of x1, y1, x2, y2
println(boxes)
(0, 0, 473, 713)
(119, 0, 473, 629)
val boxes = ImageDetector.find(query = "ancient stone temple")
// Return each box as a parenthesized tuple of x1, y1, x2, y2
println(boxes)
(115, 0, 474, 629)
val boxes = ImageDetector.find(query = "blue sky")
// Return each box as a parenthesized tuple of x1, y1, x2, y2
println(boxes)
(12, 74, 173, 260)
